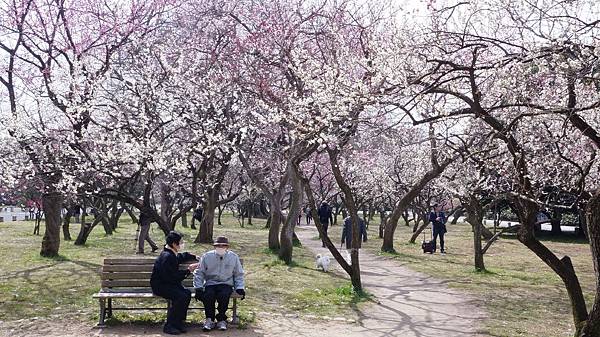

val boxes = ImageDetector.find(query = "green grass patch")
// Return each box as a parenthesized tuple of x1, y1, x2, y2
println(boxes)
(290, 282, 370, 315)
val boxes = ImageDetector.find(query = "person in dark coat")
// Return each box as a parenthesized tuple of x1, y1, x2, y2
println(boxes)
(137, 210, 158, 254)
(429, 207, 447, 254)
(317, 202, 334, 247)
(151, 231, 198, 335)
(193, 206, 204, 222)
(341, 215, 368, 250)
(304, 206, 311, 225)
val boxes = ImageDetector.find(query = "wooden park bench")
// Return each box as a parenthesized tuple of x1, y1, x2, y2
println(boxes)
(93, 258, 243, 328)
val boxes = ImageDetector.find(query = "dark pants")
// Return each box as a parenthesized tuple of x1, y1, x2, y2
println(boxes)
(153, 285, 191, 329)
(306, 214, 311, 225)
(138, 224, 158, 253)
(433, 229, 445, 252)
(202, 284, 233, 322)
(320, 223, 329, 247)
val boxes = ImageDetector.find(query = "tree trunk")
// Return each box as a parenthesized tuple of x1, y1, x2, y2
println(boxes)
(279, 169, 302, 264)
(481, 225, 494, 240)
(409, 221, 430, 244)
(464, 195, 485, 271)
(160, 183, 172, 227)
(451, 206, 464, 224)
(125, 205, 138, 224)
(196, 190, 217, 243)
(328, 149, 362, 292)
(551, 209, 562, 234)
(580, 193, 600, 336)
(268, 195, 284, 250)
(514, 199, 588, 333)
(413, 213, 422, 233)
(101, 216, 113, 235)
(383, 167, 445, 252)
(379, 210, 386, 239)
(248, 201, 253, 226)
(401, 210, 410, 227)
(40, 192, 63, 257)
(62, 210, 72, 241)
(74, 217, 102, 245)
(217, 206, 223, 226)
(181, 212, 188, 228)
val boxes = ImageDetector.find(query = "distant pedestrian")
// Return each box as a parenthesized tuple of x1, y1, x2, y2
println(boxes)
(193, 206, 204, 223)
(317, 201, 334, 247)
(137, 209, 159, 254)
(341, 215, 368, 261)
(305, 206, 311, 225)
(429, 206, 447, 254)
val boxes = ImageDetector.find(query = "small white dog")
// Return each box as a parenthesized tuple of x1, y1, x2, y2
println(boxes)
(315, 254, 331, 272)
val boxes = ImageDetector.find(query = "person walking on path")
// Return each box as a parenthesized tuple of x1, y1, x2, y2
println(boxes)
(151, 231, 198, 335)
(305, 206, 312, 225)
(194, 236, 245, 332)
(137, 209, 159, 254)
(341, 215, 367, 261)
(429, 206, 447, 254)
(317, 201, 334, 247)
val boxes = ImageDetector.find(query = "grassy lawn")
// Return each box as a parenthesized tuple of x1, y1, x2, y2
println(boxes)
(0, 213, 361, 327)
(352, 217, 595, 337)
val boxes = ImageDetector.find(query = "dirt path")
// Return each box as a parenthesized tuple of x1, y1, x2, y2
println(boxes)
(294, 227, 488, 337)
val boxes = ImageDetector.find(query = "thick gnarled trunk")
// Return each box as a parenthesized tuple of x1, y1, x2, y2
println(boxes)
(268, 195, 284, 250)
(40, 192, 63, 257)
(581, 194, 600, 336)
(196, 189, 217, 243)
(463, 194, 485, 271)
(279, 169, 302, 264)
(514, 199, 588, 334)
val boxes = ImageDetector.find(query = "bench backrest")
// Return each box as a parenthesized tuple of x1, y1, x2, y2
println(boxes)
(101, 257, 244, 290)
(101, 258, 195, 289)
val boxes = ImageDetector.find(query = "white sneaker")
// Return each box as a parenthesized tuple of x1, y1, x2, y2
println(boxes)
(203, 318, 215, 331)
(216, 320, 227, 331)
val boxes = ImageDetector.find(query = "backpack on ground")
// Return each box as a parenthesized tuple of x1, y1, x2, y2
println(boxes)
(421, 228, 435, 254)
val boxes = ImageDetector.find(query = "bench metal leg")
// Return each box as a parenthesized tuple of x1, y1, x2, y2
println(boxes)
(107, 298, 113, 318)
(96, 298, 107, 328)
(231, 298, 239, 325)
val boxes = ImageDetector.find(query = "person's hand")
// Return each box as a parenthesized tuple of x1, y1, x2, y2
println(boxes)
(195, 288, 205, 301)
(188, 263, 198, 272)
(236, 289, 245, 300)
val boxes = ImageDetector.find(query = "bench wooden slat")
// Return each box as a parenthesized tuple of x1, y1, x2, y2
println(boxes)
(101, 272, 152, 280)
(101, 272, 196, 280)
(104, 258, 155, 265)
(102, 265, 154, 272)
(102, 265, 192, 272)
(102, 279, 194, 288)
(104, 258, 198, 265)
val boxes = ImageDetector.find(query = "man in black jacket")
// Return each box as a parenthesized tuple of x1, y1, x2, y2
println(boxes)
(317, 202, 334, 247)
(151, 231, 198, 335)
